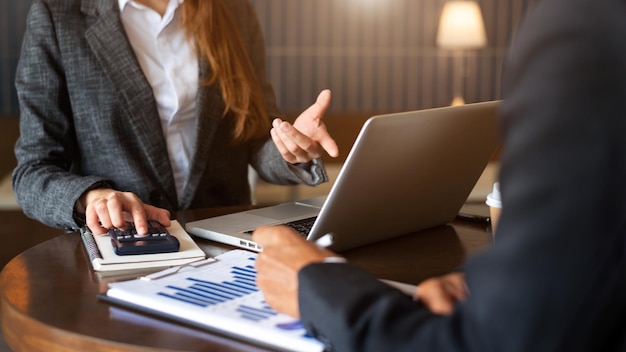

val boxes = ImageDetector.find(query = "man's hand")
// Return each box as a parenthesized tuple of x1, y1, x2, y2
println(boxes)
(416, 272, 469, 315)
(253, 225, 337, 318)
(270, 89, 339, 164)
(82, 188, 171, 236)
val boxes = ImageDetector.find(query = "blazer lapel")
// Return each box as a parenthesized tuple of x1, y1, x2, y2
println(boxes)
(81, 0, 178, 207)
(178, 61, 224, 209)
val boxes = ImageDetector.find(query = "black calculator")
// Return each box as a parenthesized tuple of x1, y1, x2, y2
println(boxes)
(108, 220, 180, 256)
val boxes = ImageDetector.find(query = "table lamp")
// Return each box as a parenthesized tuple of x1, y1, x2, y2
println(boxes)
(437, 0, 487, 106)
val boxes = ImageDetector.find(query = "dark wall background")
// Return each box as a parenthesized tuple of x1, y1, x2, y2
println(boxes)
(0, 0, 539, 116)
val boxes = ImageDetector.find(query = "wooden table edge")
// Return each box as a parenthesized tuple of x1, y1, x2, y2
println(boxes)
(1, 277, 178, 352)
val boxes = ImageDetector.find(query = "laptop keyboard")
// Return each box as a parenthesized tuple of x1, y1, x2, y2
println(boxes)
(284, 216, 317, 236)
(244, 216, 317, 236)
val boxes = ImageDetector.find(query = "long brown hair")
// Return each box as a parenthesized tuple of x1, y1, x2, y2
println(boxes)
(181, 0, 269, 142)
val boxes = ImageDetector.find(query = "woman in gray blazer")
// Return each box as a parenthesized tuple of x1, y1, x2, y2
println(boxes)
(13, 0, 338, 236)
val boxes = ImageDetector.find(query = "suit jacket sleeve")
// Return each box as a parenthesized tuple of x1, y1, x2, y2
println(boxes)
(13, 1, 112, 230)
(298, 1, 626, 351)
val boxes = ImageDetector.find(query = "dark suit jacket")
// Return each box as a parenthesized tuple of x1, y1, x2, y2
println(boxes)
(297, 0, 626, 351)
(13, 0, 327, 230)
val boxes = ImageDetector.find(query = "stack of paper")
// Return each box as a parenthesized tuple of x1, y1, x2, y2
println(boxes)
(101, 249, 324, 352)
(81, 220, 206, 272)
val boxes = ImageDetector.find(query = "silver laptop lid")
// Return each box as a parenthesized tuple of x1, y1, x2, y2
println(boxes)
(185, 101, 500, 252)
(307, 100, 500, 251)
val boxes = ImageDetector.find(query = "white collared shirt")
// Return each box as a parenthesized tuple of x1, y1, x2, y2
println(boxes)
(119, 0, 198, 200)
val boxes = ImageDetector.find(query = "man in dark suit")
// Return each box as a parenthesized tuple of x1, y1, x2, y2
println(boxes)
(253, 0, 626, 350)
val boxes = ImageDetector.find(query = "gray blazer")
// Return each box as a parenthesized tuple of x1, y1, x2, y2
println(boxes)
(13, 0, 327, 230)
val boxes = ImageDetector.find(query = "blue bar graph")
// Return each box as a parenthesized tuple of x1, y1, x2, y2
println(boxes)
(237, 303, 277, 322)
(108, 250, 324, 350)
(156, 256, 280, 322)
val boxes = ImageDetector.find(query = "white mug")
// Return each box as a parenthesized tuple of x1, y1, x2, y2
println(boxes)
(485, 182, 502, 236)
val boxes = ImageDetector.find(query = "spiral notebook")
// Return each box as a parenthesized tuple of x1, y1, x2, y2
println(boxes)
(80, 220, 206, 272)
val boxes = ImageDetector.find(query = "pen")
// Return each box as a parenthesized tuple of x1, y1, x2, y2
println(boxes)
(455, 212, 491, 224)
(315, 233, 347, 264)
(314, 233, 334, 248)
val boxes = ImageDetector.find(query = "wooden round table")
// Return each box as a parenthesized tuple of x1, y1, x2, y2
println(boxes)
(0, 206, 491, 351)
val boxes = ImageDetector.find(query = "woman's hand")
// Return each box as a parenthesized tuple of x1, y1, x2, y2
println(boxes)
(81, 188, 171, 236)
(270, 89, 339, 164)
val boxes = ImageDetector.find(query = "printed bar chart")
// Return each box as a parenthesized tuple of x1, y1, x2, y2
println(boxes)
(105, 250, 324, 352)
(157, 257, 279, 323)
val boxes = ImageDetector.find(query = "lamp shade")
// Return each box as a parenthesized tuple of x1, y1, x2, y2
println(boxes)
(437, 1, 487, 49)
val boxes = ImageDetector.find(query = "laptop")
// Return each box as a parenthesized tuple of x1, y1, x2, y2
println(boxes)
(185, 101, 501, 252)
